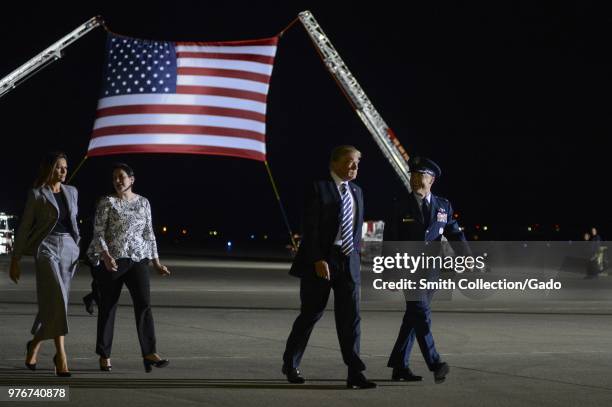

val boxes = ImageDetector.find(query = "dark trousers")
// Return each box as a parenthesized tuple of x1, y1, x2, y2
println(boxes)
(84, 266, 101, 306)
(96, 259, 157, 358)
(387, 292, 441, 371)
(283, 249, 365, 375)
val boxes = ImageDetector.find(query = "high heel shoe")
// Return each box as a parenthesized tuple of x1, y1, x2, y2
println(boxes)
(53, 355, 72, 377)
(25, 341, 36, 371)
(143, 357, 169, 373)
(99, 358, 112, 372)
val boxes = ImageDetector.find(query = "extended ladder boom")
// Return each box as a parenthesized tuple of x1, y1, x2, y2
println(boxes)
(298, 11, 412, 192)
(0, 16, 103, 99)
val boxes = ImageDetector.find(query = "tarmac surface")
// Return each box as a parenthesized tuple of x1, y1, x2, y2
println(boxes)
(0, 255, 611, 406)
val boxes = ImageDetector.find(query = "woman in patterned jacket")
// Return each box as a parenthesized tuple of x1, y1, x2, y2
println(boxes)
(87, 163, 171, 373)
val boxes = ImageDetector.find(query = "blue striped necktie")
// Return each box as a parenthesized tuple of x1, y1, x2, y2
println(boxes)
(340, 183, 354, 256)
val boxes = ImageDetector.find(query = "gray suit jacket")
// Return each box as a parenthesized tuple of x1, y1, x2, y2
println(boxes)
(12, 184, 80, 260)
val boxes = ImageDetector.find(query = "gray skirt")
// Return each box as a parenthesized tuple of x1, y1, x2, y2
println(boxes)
(31, 233, 80, 339)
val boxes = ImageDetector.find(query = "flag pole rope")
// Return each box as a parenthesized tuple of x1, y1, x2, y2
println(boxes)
(278, 17, 301, 37)
(264, 160, 297, 251)
(98, 17, 111, 33)
(67, 155, 88, 185)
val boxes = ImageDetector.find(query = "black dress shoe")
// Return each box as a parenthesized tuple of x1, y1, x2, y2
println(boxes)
(25, 341, 36, 371)
(53, 355, 71, 377)
(99, 358, 112, 372)
(347, 373, 377, 389)
(83, 294, 95, 315)
(143, 358, 169, 373)
(433, 362, 449, 383)
(281, 366, 305, 384)
(391, 367, 423, 381)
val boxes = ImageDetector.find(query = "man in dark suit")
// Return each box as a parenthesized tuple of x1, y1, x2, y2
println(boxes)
(282, 145, 376, 389)
(384, 156, 469, 384)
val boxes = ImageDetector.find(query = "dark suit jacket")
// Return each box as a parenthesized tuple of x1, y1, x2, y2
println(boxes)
(383, 192, 469, 255)
(290, 177, 364, 283)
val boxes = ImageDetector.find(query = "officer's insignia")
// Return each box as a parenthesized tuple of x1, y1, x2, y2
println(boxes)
(436, 211, 447, 222)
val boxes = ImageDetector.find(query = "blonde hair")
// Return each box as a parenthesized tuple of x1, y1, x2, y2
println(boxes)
(330, 145, 361, 163)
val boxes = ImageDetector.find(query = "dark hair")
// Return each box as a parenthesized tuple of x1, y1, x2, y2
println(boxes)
(110, 163, 135, 194)
(111, 162, 135, 177)
(330, 145, 361, 163)
(34, 151, 67, 187)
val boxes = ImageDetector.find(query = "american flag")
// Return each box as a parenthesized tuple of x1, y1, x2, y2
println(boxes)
(88, 33, 278, 162)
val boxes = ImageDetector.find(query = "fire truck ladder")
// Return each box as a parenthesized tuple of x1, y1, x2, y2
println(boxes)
(1, 13, 411, 191)
(0, 16, 104, 100)
(298, 11, 412, 192)
(299, 11, 410, 192)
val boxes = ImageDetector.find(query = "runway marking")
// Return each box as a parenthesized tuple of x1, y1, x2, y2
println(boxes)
(2, 303, 612, 316)
(453, 365, 612, 392)
(7, 350, 610, 365)
(0, 373, 610, 392)
(3, 350, 611, 364)
(0, 356, 254, 363)
(371, 350, 612, 357)
(0, 377, 354, 390)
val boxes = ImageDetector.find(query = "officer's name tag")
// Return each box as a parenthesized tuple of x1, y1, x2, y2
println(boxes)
(402, 217, 415, 223)
(436, 212, 447, 222)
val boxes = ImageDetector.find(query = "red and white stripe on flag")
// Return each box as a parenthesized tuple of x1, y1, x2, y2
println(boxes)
(88, 34, 279, 162)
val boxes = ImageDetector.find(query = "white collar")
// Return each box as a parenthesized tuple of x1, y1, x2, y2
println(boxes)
(330, 171, 348, 188)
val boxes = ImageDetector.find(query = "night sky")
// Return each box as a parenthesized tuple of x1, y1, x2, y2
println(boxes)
(1, 1, 610, 243)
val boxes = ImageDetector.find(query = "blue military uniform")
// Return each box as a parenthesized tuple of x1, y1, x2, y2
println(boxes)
(383, 192, 465, 244)
(384, 157, 469, 382)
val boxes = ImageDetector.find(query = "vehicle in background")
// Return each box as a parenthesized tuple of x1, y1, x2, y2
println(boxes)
(361, 220, 384, 262)
(0, 213, 16, 255)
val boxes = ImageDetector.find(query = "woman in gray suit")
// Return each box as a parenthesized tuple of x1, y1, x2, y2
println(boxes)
(9, 152, 80, 377)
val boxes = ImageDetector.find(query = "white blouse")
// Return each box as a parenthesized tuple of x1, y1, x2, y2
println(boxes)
(87, 194, 158, 265)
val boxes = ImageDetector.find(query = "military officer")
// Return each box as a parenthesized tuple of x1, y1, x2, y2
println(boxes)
(383, 156, 469, 384)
